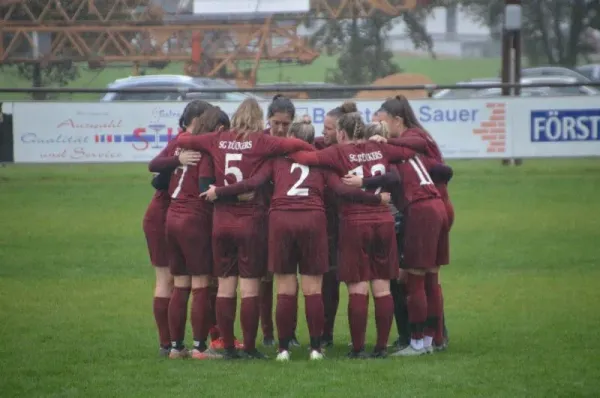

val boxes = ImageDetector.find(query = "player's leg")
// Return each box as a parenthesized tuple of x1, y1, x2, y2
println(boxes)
(181, 215, 222, 359)
(370, 219, 399, 358)
(338, 220, 371, 359)
(392, 201, 440, 357)
(153, 266, 173, 356)
(297, 211, 328, 360)
(435, 202, 451, 351)
(259, 274, 275, 346)
(143, 212, 173, 356)
(164, 212, 192, 358)
(267, 211, 296, 358)
(238, 214, 269, 359)
(321, 234, 340, 347)
(212, 220, 240, 359)
(390, 211, 409, 349)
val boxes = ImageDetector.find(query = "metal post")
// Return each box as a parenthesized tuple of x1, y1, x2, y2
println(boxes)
(501, 0, 522, 166)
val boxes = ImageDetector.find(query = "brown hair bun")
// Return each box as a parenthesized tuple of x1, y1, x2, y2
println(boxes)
(340, 101, 358, 114)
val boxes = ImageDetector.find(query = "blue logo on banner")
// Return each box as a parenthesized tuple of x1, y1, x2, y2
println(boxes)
(531, 109, 600, 142)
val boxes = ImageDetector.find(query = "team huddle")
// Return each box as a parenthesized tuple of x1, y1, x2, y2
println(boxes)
(143, 94, 454, 360)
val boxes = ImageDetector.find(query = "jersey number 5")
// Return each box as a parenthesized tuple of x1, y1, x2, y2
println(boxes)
(287, 163, 310, 196)
(349, 163, 386, 194)
(224, 153, 243, 185)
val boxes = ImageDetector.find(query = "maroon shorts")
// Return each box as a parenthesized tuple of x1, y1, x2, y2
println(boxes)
(337, 216, 399, 284)
(165, 209, 212, 276)
(212, 211, 267, 279)
(142, 197, 170, 268)
(268, 210, 328, 276)
(402, 199, 449, 270)
(444, 199, 455, 229)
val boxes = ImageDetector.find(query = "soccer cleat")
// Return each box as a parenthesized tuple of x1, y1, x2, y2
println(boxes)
(191, 348, 223, 360)
(289, 336, 301, 348)
(210, 337, 244, 351)
(209, 338, 225, 350)
(234, 338, 244, 350)
(321, 336, 333, 348)
(262, 336, 276, 347)
(169, 347, 190, 359)
(389, 337, 409, 350)
(371, 349, 388, 359)
(309, 350, 324, 361)
(391, 345, 425, 357)
(433, 339, 448, 352)
(241, 349, 269, 360)
(222, 348, 243, 360)
(158, 346, 171, 358)
(276, 350, 291, 362)
(347, 350, 370, 359)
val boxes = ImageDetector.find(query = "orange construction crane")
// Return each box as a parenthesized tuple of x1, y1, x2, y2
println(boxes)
(0, 0, 418, 86)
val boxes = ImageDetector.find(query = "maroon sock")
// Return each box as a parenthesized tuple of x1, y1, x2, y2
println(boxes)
(406, 273, 427, 340)
(374, 294, 394, 351)
(436, 283, 445, 345)
(322, 271, 340, 338)
(191, 287, 210, 347)
(216, 297, 236, 349)
(292, 289, 299, 336)
(241, 296, 260, 352)
(348, 293, 369, 352)
(304, 294, 325, 350)
(424, 273, 443, 342)
(168, 287, 191, 347)
(259, 280, 274, 339)
(276, 294, 297, 350)
(208, 285, 219, 339)
(153, 297, 171, 347)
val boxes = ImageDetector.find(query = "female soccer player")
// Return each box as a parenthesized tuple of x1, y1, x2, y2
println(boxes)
(375, 95, 452, 351)
(289, 102, 421, 358)
(144, 100, 210, 356)
(176, 98, 315, 359)
(260, 94, 299, 347)
(313, 103, 346, 347)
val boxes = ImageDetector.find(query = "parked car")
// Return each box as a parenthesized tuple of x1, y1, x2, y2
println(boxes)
(576, 64, 600, 81)
(100, 75, 264, 102)
(432, 78, 501, 99)
(520, 66, 590, 83)
(472, 87, 552, 98)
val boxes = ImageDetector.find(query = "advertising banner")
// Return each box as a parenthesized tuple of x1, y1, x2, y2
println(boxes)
(13, 98, 512, 163)
(509, 97, 600, 158)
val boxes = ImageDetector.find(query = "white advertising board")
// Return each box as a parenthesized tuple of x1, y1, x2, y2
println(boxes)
(13, 98, 513, 163)
(509, 96, 600, 158)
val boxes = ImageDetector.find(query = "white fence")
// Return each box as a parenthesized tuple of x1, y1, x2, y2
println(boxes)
(11, 96, 600, 163)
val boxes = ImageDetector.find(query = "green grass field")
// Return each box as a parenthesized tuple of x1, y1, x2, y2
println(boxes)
(1, 159, 600, 397)
(0, 55, 502, 101)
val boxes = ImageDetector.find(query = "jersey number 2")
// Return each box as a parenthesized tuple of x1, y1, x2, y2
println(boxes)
(287, 163, 309, 196)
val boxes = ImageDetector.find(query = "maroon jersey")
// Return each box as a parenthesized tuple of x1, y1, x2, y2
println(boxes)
(166, 133, 214, 216)
(177, 130, 315, 215)
(394, 155, 441, 209)
(390, 128, 449, 203)
(290, 141, 415, 219)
